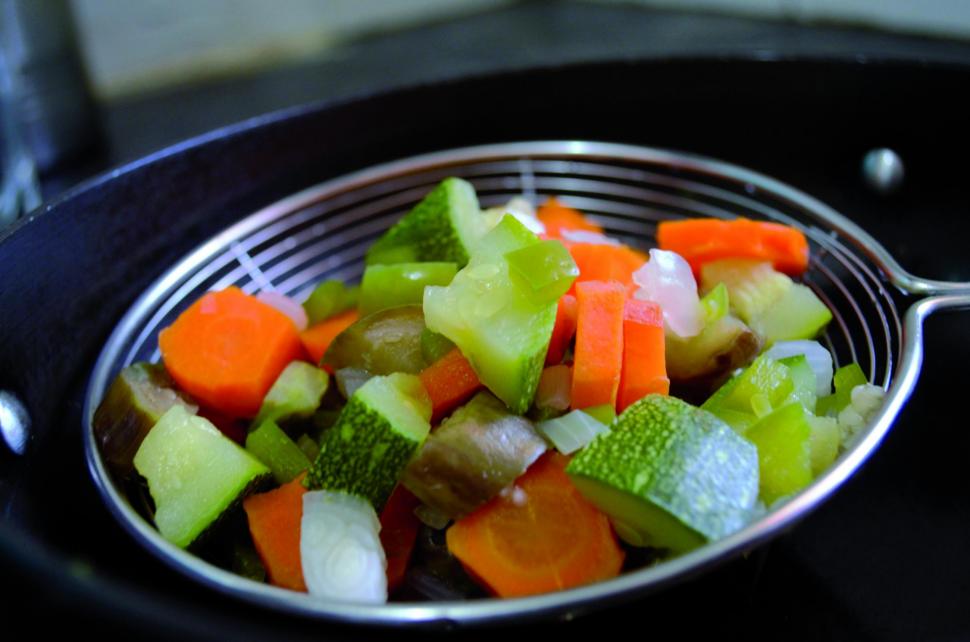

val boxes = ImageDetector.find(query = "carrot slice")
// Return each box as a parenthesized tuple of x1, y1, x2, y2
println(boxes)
(571, 281, 626, 409)
(243, 473, 308, 591)
(545, 294, 578, 366)
(419, 347, 482, 423)
(299, 308, 360, 365)
(446, 452, 623, 597)
(159, 287, 304, 418)
(379, 485, 422, 593)
(618, 299, 670, 412)
(657, 217, 809, 276)
(537, 197, 603, 238)
(568, 243, 647, 293)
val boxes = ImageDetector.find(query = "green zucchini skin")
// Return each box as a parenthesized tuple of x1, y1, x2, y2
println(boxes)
(365, 177, 483, 267)
(567, 394, 758, 552)
(305, 374, 431, 510)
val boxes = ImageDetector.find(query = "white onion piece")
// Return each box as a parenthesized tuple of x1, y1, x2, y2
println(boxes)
(482, 197, 545, 235)
(765, 340, 834, 397)
(537, 409, 609, 455)
(300, 490, 387, 604)
(559, 229, 620, 246)
(257, 291, 309, 331)
(632, 249, 702, 338)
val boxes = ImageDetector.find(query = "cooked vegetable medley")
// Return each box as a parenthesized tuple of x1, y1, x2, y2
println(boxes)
(93, 178, 886, 604)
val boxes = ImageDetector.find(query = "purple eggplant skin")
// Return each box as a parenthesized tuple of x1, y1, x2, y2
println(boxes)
(402, 391, 547, 519)
(93, 362, 197, 477)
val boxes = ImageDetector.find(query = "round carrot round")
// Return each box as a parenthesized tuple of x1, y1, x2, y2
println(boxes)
(446, 452, 624, 597)
(159, 286, 304, 418)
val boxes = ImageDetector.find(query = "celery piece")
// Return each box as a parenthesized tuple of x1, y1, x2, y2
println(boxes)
(808, 415, 839, 475)
(504, 239, 579, 306)
(359, 262, 457, 317)
(420, 328, 456, 364)
(253, 361, 329, 428)
(703, 353, 793, 418)
(245, 419, 311, 484)
(700, 282, 729, 325)
(777, 355, 817, 413)
(303, 280, 359, 326)
(816, 362, 868, 416)
(745, 402, 813, 504)
(583, 404, 616, 426)
(537, 409, 609, 455)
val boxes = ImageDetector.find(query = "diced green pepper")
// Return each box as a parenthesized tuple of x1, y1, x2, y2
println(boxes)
(778, 354, 817, 413)
(700, 282, 729, 325)
(303, 280, 359, 325)
(358, 262, 457, 317)
(816, 362, 868, 416)
(744, 402, 813, 504)
(504, 239, 579, 306)
(245, 419, 311, 484)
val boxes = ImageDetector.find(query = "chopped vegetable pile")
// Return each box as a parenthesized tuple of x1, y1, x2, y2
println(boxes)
(93, 178, 886, 604)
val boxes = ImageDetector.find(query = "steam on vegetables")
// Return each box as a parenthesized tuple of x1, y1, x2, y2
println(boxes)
(93, 177, 886, 604)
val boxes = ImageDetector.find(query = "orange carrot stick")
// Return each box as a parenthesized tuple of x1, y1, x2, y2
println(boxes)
(419, 347, 482, 423)
(159, 287, 304, 418)
(571, 281, 626, 409)
(657, 218, 809, 276)
(618, 299, 669, 412)
(379, 485, 422, 593)
(299, 308, 360, 366)
(568, 243, 647, 293)
(243, 473, 308, 591)
(545, 294, 578, 366)
(446, 452, 624, 598)
(537, 197, 603, 239)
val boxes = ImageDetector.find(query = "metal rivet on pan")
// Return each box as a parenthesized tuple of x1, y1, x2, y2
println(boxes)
(0, 390, 30, 455)
(863, 148, 904, 195)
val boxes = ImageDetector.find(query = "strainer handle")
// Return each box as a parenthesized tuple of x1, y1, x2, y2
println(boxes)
(896, 293, 970, 408)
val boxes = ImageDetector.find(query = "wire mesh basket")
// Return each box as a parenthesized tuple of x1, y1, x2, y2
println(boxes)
(83, 141, 970, 627)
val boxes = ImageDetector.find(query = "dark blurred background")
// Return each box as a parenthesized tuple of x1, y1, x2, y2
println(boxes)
(5, 0, 970, 222)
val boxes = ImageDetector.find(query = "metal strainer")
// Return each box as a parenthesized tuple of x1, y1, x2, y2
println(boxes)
(83, 141, 970, 627)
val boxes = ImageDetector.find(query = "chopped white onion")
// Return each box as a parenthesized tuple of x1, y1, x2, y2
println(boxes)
(559, 229, 620, 246)
(482, 197, 545, 235)
(764, 340, 834, 397)
(257, 291, 309, 331)
(537, 409, 609, 455)
(632, 249, 702, 338)
(300, 490, 387, 604)
(837, 383, 885, 442)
